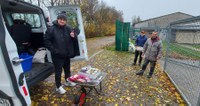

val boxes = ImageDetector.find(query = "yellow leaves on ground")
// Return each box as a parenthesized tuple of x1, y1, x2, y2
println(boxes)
(41, 95, 48, 101)
(134, 85, 138, 89)
(30, 49, 186, 105)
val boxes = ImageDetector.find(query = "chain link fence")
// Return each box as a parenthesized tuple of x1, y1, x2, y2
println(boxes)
(163, 16, 200, 106)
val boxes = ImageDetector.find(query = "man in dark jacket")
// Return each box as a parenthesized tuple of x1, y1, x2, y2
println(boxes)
(44, 14, 79, 94)
(133, 30, 147, 66)
(136, 31, 162, 78)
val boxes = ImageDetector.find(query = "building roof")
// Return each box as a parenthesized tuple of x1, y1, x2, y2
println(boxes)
(169, 15, 200, 30)
(135, 12, 193, 24)
(170, 15, 200, 25)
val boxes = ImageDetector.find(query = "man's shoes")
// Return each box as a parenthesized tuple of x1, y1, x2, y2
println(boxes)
(138, 63, 141, 67)
(65, 81, 76, 87)
(56, 86, 66, 94)
(132, 63, 136, 65)
(147, 74, 152, 78)
(136, 70, 144, 75)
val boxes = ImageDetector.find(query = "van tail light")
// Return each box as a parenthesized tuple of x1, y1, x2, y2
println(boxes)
(22, 86, 28, 96)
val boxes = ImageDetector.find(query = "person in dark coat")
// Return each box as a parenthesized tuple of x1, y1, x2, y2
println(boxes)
(44, 13, 79, 94)
(132, 30, 147, 66)
(136, 31, 162, 78)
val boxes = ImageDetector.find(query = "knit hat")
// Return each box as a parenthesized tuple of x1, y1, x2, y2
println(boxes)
(57, 14, 67, 20)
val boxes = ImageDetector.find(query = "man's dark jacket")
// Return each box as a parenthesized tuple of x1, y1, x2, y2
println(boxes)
(44, 21, 80, 58)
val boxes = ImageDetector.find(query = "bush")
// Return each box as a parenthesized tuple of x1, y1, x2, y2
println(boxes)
(84, 23, 115, 38)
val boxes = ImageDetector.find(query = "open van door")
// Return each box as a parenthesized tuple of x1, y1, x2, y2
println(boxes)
(48, 5, 88, 61)
(0, 5, 31, 106)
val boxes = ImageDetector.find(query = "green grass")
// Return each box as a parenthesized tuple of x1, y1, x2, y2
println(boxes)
(170, 43, 200, 59)
(160, 41, 200, 59)
(105, 45, 115, 51)
(162, 41, 167, 56)
(191, 45, 200, 49)
(180, 44, 200, 49)
(108, 40, 200, 59)
(163, 41, 200, 59)
(105, 44, 135, 55)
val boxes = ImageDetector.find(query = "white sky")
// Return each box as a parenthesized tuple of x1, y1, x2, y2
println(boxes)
(100, 0, 200, 22)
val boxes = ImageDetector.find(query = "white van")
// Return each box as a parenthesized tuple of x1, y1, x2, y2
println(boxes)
(0, 0, 88, 105)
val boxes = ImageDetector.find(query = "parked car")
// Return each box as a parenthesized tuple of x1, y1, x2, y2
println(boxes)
(0, 0, 88, 105)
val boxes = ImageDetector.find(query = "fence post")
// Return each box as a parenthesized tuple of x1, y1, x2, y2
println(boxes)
(197, 92, 200, 106)
(163, 27, 171, 71)
(115, 20, 123, 51)
(198, 61, 200, 67)
(122, 22, 130, 51)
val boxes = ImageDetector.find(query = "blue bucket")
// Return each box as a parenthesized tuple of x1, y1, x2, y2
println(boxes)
(19, 53, 33, 72)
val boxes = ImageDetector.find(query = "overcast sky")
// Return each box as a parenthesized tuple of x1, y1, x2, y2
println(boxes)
(100, 0, 200, 22)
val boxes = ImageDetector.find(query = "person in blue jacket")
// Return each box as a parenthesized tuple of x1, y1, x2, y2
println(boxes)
(132, 30, 147, 66)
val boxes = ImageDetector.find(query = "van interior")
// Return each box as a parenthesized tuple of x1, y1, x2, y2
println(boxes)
(1, 0, 54, 86)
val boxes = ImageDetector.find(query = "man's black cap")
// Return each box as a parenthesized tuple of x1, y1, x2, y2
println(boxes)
(57, 14, 67, 20)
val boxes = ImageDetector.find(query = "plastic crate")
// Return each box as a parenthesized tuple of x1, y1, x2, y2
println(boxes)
(19, 53, 33, 72)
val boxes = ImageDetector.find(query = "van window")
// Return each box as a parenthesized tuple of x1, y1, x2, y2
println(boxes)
(56, 10, 79, 28)
(11, 13, 41, 28)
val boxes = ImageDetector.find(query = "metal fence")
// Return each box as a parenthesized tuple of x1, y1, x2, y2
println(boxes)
(163, 16, 200, 106)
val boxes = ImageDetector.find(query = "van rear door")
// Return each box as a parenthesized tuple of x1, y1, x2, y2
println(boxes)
(48, 6, 88, 61)
(0, 4, 31, 106)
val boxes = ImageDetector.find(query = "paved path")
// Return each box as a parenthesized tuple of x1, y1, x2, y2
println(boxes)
(86, 36, 115, 51)
(86, 36, 115, 56)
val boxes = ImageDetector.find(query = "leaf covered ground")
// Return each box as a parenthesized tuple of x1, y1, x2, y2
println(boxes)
(30, 45, 186, 105)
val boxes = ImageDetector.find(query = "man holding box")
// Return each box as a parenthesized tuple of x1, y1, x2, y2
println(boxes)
(136, 31, 162, 78)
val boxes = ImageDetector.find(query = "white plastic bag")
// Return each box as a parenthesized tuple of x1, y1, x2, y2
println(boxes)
(32, 47, 47, 63)
(128, 42, 135, 53)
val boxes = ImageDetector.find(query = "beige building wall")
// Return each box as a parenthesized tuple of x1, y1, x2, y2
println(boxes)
(176, 31, 200, 44)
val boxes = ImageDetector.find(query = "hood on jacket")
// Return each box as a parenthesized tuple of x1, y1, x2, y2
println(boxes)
(53, 20, 58, 25)
(151, 36, 160, 42)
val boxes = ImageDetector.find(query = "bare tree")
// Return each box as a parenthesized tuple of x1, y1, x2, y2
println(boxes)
(132, 15, 141, 25)
(25, 0, 123, 37)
